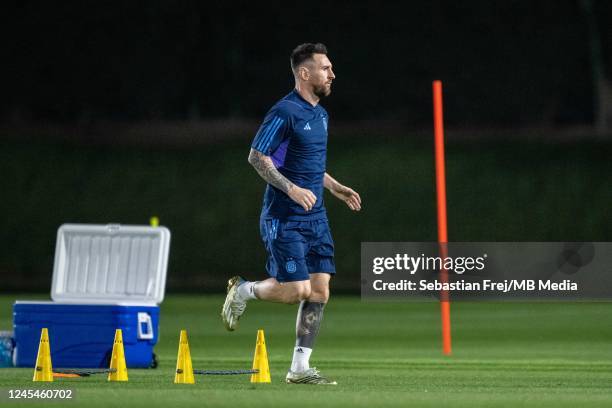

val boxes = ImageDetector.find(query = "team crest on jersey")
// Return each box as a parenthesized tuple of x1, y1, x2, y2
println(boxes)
(286, 260, 297, 273)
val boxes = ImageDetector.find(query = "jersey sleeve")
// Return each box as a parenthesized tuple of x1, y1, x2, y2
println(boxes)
(251, 107, 291, 155)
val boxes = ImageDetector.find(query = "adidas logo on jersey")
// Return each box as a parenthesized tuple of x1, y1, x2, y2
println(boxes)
(303, 122, 311, 130)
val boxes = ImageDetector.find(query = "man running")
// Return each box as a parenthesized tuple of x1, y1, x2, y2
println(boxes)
(222, 43, 361, 385)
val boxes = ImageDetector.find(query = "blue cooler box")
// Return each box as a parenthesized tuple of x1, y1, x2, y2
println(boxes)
(13, 224, 170, 368)
(14, 303, 159, 368)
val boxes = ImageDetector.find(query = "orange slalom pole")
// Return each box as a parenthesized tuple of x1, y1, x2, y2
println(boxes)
(433, 80, 452, 355)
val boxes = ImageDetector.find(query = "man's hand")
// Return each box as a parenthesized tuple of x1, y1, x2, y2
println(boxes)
(330, 185, 361, 211)
(324, 173, 361, 211)
(288, 185, 318, 212)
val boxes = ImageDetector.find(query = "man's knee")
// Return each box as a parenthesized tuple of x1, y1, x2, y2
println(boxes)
(309, 286, 329, 303)
(285, 282, 311, 303)
(309, 273, 330, 302)
(296, 285, 312, 302)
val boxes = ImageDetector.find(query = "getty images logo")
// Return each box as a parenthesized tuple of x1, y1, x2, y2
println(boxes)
(372, 253, 488, 275)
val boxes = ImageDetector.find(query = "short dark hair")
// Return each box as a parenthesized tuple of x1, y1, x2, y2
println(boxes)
(290, 43, 328, 72)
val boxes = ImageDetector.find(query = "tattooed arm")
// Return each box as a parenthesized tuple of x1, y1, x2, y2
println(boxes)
(248, 148, 317, 211)
(324, 173, 362, 211)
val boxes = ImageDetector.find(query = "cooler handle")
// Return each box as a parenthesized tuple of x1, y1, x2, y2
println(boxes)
(137, 312, 154, 340)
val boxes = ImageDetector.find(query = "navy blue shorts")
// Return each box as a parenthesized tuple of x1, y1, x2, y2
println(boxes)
(260, 218, 336, 283)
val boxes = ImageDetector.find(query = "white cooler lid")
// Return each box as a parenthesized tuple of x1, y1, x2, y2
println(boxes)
(51, 224, 171, 304)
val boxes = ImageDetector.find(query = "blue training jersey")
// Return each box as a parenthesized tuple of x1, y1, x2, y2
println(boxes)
(251, 89, 329, 221)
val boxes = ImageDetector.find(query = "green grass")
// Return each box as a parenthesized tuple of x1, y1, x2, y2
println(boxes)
(1, 295, 611, 407)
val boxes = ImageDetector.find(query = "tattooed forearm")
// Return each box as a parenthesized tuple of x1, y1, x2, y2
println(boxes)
(248, 149, 294, 193)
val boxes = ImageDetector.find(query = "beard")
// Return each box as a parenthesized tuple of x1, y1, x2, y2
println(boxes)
(313, 83, 332, 98)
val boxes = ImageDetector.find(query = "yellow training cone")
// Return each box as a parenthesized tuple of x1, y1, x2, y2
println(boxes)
(150, 216, 159, 227)
(33, 328, 53, 382)
(174, 330, 195, 384)
(250, 329, 271, 383)
(108, 329, 128, 382)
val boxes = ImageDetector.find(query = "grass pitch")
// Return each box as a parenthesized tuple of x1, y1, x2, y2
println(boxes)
(1, 295, 611, 407)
